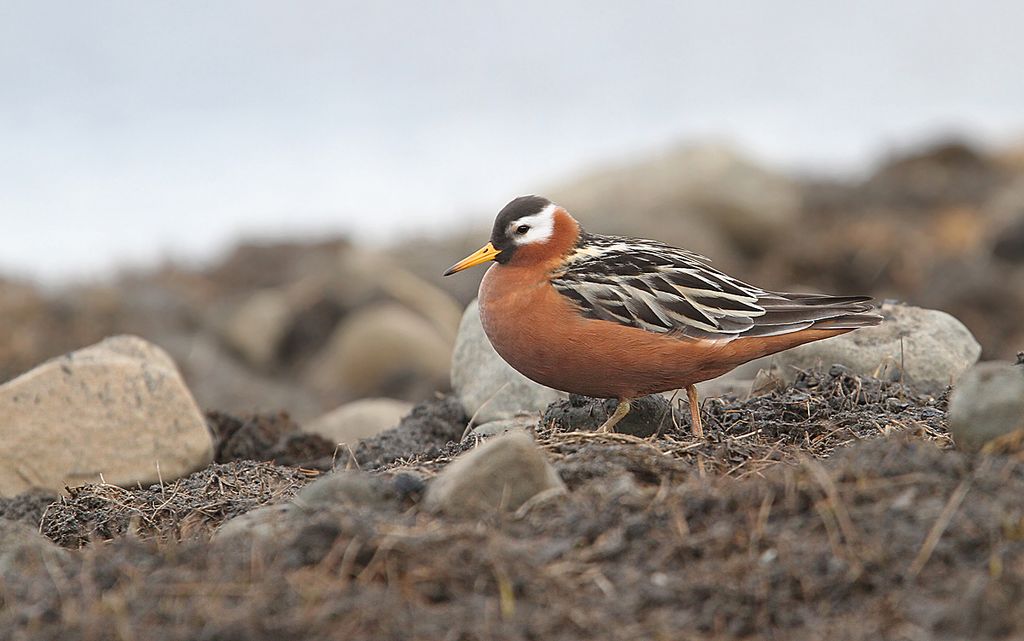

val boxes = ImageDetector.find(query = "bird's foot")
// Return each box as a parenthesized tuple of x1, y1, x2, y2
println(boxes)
(597, 399, 631, 433)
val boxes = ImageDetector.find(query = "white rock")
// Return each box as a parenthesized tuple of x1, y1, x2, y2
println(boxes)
(948, 361, 1024, 452)
(771, 303, 981, 393)
(304, 397, 412, 446)
(0, 335, 214, 496)
(451, 300, 566, 424)
(423, 431, 564, 517)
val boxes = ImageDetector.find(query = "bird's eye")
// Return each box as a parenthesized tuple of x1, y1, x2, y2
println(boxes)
(515, 224, 530, 235)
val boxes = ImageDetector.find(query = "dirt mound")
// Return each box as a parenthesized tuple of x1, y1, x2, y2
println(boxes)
(38, 461, 317, 548)
(207, 410, 337, 469)
(4, 371, 1024, 640)
(417, 367, 950, 482)
(347, 394, 468, 470)
(200, 394, 467, 472)
(6, 436, 1024, 640)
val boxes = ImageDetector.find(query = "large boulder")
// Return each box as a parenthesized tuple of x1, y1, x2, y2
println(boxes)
(0, 335, 214, 496)
(948, 361, 1024, 452)
(450, 300, 566, 425)
(770, 303, 981, 394)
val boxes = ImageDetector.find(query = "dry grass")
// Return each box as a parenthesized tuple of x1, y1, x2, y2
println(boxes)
(39, 461, 319, 547)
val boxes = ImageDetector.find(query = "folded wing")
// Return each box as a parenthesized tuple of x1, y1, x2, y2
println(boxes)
(551, 234, 880, 340)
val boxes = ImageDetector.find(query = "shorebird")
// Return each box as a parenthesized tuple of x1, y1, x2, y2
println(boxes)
(444, 195, 882, 436)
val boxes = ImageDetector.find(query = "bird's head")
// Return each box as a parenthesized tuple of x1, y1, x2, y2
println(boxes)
(443, 195, 579, 275)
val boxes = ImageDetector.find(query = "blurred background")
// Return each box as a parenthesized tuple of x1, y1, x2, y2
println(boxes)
(2, 1, 1023, 421)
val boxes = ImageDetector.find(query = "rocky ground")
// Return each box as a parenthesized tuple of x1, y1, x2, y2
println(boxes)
(2, 139, 1024, 640)
(4, 367, 1024, 640)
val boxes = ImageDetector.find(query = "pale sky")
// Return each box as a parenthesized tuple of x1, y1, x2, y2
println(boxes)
(2, 1, 1023, 280)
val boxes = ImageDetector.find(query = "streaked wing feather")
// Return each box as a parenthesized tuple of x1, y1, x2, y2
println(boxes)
(551, 233, 880, 340)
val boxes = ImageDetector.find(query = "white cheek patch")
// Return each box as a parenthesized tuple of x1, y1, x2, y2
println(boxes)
(511, 203, 558, 245)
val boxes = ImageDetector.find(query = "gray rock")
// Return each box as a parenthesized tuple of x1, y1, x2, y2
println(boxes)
(470, 415, 537, 438)
(212, 503, 295, 546)
(0, 335, 214, 496)
(451, 300, 566, 424)
(423, 431, 565, 517)
(293, 471, 392, 511)
(948, 361, 1024, 452)
(304, 397, 413, 446)
(771, 302, 980, 393)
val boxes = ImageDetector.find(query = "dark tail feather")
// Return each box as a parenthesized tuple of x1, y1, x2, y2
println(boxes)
(809, 312, 884, 330)
(774, 293, 873, 305)
(745, 292, 883, 337)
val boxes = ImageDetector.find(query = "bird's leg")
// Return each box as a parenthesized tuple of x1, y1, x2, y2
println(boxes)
(597, 398, 631, 433)
(686, 384, 704, 438)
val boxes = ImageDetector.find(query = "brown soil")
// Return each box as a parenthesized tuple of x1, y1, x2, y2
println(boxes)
(4, 371, 1024, 641)
(207, 410, 337, 469)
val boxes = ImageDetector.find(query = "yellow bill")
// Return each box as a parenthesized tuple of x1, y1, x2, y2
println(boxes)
(443, 242, 502, 276)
